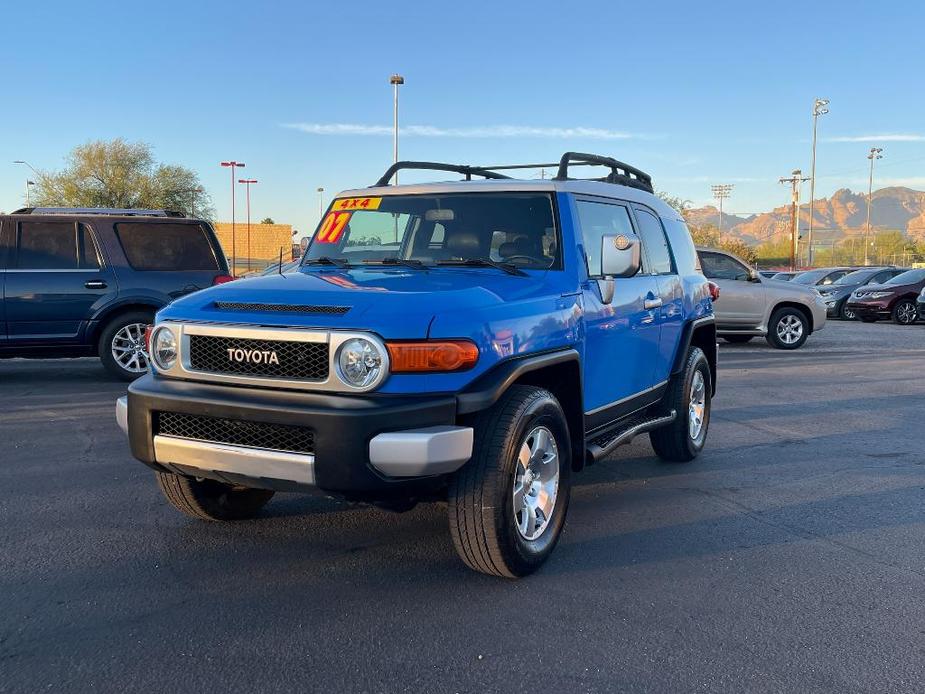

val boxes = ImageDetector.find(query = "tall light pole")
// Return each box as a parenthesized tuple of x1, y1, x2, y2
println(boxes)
(238, 178, 258, 272)
(389, 74, 404, 183)
(317, 187, 325, 217)
(189, 186, 203, 218)
(780, 169, 810, 272)
(13, 160, 39, 206)
(220, 161, 245, 276)
(710, 184, 734, 234)
(807, 97, 829, 267)
(865, 147, 883, 266)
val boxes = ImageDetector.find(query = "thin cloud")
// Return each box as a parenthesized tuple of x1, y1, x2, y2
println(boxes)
(281, 122, 659, 140)
(825, 134, 925, 143)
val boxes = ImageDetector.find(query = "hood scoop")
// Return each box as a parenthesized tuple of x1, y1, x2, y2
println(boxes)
(213, 301, 351, 315)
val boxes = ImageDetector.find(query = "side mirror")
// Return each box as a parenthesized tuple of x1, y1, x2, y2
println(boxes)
(601, 234, 641, 278)
(748, 269, 761, 282)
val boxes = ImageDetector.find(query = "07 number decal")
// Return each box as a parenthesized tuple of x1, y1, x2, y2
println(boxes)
(315, 211, 351, 243)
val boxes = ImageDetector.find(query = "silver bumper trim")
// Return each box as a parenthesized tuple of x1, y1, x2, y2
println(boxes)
(116, 396, 128, 435)
(153, 435, 316, 485)
(369, 426, 473, 477)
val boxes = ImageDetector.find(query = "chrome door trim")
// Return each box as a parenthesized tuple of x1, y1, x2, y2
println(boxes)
(585, 380, 669, 416)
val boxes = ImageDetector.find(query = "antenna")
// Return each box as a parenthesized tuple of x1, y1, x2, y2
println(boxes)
(278, 246, 284, 277)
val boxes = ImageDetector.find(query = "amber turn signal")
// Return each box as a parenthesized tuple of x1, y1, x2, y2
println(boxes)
(386, 340, 479, 373)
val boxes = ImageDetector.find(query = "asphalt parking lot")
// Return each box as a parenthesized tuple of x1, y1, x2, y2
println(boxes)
(1, 321, 923, 693)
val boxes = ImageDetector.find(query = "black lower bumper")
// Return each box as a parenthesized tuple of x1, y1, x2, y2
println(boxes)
(127, 374, 457, 498)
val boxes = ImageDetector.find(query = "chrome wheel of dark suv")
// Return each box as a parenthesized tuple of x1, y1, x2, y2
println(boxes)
(893, 300, 918, 325)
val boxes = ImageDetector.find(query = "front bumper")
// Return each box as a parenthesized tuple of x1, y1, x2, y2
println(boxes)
(845, 299, 892, 319)
(119, 374, 473, 499)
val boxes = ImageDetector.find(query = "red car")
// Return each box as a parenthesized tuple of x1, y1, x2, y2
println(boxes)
(845, 268, 925, 325)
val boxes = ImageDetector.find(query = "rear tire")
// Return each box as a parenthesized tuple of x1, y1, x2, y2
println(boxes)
(766, 307, 809, 350)
(892, 300, 918, 325)
(99, 311, 154, 381)
(156, 472, 275, 521)
(723, 335, 753, 344)
(650, 347, 711, 463)
(448, 385, 571, 578)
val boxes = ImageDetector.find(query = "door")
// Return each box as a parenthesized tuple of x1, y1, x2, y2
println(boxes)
(699, 250, 766, 328)
(632, 206, 682, 384)
(574, 198, 662, 415)
(5, 219, 117, 344)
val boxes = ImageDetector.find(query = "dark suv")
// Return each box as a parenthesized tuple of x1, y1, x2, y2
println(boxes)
(845, 268, 925, 325)
(0, 208, 231, 379)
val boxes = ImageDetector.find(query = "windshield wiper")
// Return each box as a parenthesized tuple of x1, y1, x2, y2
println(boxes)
(435, 258, 527, 276)
(362, 257, 428, 270)
(303, 256, 351, 269)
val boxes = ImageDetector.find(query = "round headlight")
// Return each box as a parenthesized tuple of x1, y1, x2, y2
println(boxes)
(151, 327, 177, 370)
(336, 337, 385, 389)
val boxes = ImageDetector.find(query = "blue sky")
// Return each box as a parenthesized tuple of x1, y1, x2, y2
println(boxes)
(2, 0, 923, 234)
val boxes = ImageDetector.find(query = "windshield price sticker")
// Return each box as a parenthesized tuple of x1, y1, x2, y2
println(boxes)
(315, 211, 351, 243)
(332, 197, 382, 211)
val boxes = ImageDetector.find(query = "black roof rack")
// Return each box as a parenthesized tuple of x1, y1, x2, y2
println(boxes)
(372, 152, 653, 193)
(12, 207, 186, 217)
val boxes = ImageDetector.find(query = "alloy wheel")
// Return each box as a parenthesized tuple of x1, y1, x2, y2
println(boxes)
(896, 302, 917, 325)
(776, 314, 804, 345)
(111, 323, 150, 374)
(512, 426, 560, 541)
(688, 370, 706, 440)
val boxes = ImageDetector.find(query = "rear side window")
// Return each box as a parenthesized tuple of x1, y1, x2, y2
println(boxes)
(115, 223, 219, 271)
(634, 208, 673, 274)
(15, 221, 100, 270)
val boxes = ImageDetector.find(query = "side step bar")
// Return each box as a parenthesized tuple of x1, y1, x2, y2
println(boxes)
(586, 410, 677, 463)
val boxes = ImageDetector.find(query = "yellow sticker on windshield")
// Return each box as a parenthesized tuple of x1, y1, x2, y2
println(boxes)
(332, 197, 382, 211)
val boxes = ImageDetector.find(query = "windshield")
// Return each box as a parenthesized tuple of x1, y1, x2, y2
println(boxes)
(303, 193, 558, 270)
(792, 269, 827, 285)
(886, 268, 925, 285)
(834, 269, 876, 285)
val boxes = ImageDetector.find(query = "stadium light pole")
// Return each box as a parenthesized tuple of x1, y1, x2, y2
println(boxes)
(390, 74, 404, 183)
(221, 161, 245, 276)
(807, 98, 829, 267)
(710, 184, 734, 234)
(865, 147, 883, 266)
(238, 178, 258, 272)
(317, 187, 325, 216)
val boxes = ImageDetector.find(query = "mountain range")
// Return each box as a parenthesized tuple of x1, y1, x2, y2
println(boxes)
(686, 187, 925, 246)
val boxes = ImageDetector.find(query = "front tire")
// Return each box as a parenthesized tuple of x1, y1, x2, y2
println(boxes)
(766, 307, 809, 349)
(650, 347, 711, 462)
(99, 311, 154, 381)
(892, 300, 918, 325)
(156, 472, 275, 521)
(839, 301, 857, 321)
(448, 385, 571, 578)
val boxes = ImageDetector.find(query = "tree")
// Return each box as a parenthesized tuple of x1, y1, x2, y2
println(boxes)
(260, 217, 275, 225)
(656, 191, 692, 218)
(32, 139, 215, 220)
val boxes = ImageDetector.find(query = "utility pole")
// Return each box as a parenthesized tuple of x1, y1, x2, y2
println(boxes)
(389, 74, 404, 183)
(220, 161, 245, 276)
(865, 147, 883, 266)
(238, 179, 258, 272)
(807, 98, 829, 267)
(710, 184, 734, 234)
(780, 169, 810, 272)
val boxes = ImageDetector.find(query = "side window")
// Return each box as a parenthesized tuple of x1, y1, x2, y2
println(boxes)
(115, 223, 220, 271)
(634, 208, 673, 274)
(869, 270, 892, 284)
(699, 251, 749, 281)
(16, 221, 79, 269)
(78, 224, 101, 269)
(574, 200, 635, 277)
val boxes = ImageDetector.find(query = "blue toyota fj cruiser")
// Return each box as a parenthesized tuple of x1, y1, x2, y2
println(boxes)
(117, 153, 716, 577)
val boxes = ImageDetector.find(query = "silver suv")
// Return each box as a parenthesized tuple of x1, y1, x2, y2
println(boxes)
(698, 248, 827, 349)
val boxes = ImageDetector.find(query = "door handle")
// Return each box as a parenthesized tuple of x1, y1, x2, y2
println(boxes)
(644, 297, 663, 310)
(85, 280, 107, 289)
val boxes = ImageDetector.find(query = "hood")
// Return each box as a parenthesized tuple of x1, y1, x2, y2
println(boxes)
(157, 266, 559, 339)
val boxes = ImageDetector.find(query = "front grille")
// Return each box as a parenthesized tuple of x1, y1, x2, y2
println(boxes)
(188, 335, 329, 380)
(156, 411, 315, 454)
(214, 302, 350, 315)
